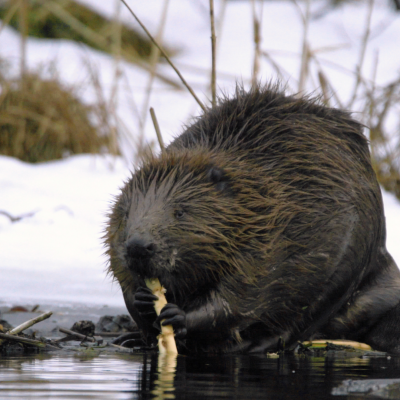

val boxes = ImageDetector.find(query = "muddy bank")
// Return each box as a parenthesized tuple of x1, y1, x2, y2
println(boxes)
(0, 300, 126, 336)
(0, 300, 142, 355)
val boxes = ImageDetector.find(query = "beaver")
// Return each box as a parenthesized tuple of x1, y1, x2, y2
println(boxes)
(105, 84, 400, 354)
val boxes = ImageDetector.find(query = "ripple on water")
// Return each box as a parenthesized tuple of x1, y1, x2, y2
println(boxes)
(0, 354, 142, 399)
(0, 352, 400, 399)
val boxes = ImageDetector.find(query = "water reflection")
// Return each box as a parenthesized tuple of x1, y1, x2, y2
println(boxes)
(1, 352, 400, 399)
(137, 352, 400, 399)
(151, 353, 177, 399)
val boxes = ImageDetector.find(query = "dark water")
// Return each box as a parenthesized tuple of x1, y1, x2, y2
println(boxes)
(1, 352, 400, 399)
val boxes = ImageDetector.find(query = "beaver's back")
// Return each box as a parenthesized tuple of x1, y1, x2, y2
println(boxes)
(170, 86, 368, 159)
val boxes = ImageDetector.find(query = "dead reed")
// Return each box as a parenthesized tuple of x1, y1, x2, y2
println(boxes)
(0, 71, 118, 162)
(0, 0, 399, 199)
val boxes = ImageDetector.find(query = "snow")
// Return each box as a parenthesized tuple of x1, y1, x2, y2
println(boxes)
(0, 155, 129, 306)
(0, 0, 399, 307)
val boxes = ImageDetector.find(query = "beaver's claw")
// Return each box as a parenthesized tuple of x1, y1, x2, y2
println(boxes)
(134, 286, 158, 318)
(155, 303, 187, 339)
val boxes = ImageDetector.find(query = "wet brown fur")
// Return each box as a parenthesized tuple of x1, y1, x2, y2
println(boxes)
(105, 84, 400, 353)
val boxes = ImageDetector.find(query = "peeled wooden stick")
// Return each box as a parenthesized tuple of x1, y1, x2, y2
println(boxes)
(9, 311, 53, 335)
(302, 340, 372, 351)
(0, 311, 53, 346)
(145, 278, 178, 355)
(0, 332, 47, 348)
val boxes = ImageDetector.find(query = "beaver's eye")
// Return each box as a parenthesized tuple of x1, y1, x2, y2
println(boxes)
(175, 210, 185, 219)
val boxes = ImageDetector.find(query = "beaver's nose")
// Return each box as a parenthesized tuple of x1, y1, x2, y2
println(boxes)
(126, 237, 157, 259)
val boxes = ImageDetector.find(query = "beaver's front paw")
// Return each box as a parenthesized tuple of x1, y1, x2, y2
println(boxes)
(155, 303, 187, 339)
(133, 286, 158, 323)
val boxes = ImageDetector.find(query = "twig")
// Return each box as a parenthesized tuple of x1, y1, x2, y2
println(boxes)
(0, 332, 46, 348)
(302, 340, 372, 351)
(110, 0, 122, 104)
(145, 278, 178, 355)
(203, 0, 229, 101)
(251, 0, 263, 88)
(318, 70, 330, 106)
(0, 310, 53, 348)
(108, 0, 122, 157)
(347, 0, 374, 108)
(19, 0, 28, 79)
(209, 0, 217, 107)
(150, 108, 165, 153)
(138, 0, 170, 152)
(297, 0, 311, 93)
(308, 53, 343, 108)
(110, 343, 132, 352)
(9, 311, 53, 335)
(59, 327, 96, 342)
(120, 0, 205, 111)
(364, 50, 379, 133)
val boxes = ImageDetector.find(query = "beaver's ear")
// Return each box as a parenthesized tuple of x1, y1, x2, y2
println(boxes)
(207, 166, 230, 192)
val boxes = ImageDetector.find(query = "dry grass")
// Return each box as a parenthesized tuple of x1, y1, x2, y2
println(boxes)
(0, 0, 399, 199)
(0, 70, 118, 163)
(367, 78, 400, 198)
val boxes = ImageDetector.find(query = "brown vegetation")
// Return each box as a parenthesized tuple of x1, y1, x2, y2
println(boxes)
(0, 71, 118, 162)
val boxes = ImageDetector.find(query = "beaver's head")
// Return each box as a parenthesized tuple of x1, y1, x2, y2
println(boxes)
(105, 148, 275, 303)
